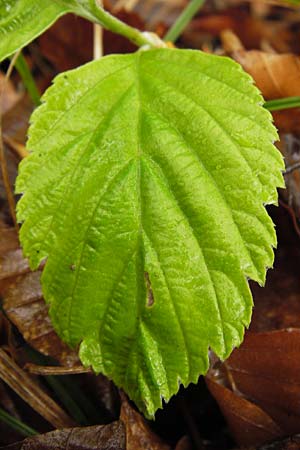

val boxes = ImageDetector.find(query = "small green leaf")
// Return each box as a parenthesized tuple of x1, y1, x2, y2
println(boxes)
(0, 0, 98, 62)
(16, 49, 284, 418)
(0, 0, 71, 61)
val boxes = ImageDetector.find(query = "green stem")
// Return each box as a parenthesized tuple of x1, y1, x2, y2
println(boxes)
(86, 1, 158, 48)
(164, 0, 206, 43)
(0, 407, 37, 437)
(14, 53, 40, 106)
(264, 96, 300, 112)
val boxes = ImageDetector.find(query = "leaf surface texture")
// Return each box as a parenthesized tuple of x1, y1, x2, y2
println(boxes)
(16, 49, 284, 417)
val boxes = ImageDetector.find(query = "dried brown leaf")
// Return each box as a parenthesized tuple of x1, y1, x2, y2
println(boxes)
(120, 395, 170, 450)
(206, 376, 282, 447)
(0, 420, 126, 450)
(207, 329, 300, 447)
(221, 30, 300, 133)
(0, 224, 79, 366)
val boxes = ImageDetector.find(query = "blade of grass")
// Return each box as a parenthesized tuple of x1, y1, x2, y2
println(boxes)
(26, 348, 102, 425)
(0, 406, 37, 437)
(264, 96, 300, 111)
(164, 0, 206, 43)
(44, 375, 90, 426)
(14, 53, 40, 106)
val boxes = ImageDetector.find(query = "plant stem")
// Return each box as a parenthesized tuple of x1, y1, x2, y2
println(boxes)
(14, 53, 40, 106)
(0, 407, 37, 437)
(87, 0, 159, 48)
(264, 96, 300, 112)
(164, 0, 206, 43)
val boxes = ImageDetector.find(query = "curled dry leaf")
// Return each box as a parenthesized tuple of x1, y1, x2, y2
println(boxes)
(207, 329, 300, 447)
(0, 223, 79, 366)
(120, 395, 171, 450)
(0, 420, 126, 450)
(206, 376, 282, 447)
(220, 30, 300, 133)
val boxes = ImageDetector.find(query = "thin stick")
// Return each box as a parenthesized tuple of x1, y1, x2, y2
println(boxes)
(279, 199, 300, 239)
(164, 0, 206, 43)
(25, 363, 92, 375)
(93, 23, 103, 59)
(0, 51, 21, 230)
(93, 0, 103, 61)
(0, 348, 75, 429)
(3, 135, 28, 159)
(285, 161, 300, 175)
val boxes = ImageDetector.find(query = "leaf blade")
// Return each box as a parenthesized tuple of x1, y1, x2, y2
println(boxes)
(16, 49, 284, 417)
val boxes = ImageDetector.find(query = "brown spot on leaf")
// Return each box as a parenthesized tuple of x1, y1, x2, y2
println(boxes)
(144, 272, 154, 307)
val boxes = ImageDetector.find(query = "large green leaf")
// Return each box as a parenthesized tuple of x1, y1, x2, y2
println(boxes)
(16, 48, 284, 417)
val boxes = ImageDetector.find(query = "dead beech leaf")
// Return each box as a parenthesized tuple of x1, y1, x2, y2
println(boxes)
(221, 30, 300, 133)
(206, 376, 282, 447)
(231, 50, 300, 99)
(120, 395, 170, 450)
(227, 330, 300, 434)
(0, 420, 126, 450)
(207, 330, 300, 447)
(0, 223, 79, 366)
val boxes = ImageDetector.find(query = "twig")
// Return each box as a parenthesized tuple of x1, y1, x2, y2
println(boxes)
(0, 51, 21, 231)
(3, 135, 28, 159)
(25, 363, 92, 375)
(93, 0, 103, 60)
(0, 348, 75, 429)
(279, 199, 300, 239)
(93, 23, 103, 59)
(284, 161, 300, 175)
(164, 0, 206, 43)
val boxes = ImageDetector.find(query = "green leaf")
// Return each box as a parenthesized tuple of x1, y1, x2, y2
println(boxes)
(0, 0, 70, 61)
(0, 0, 98, 62)
(16, 49, 284, 418)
